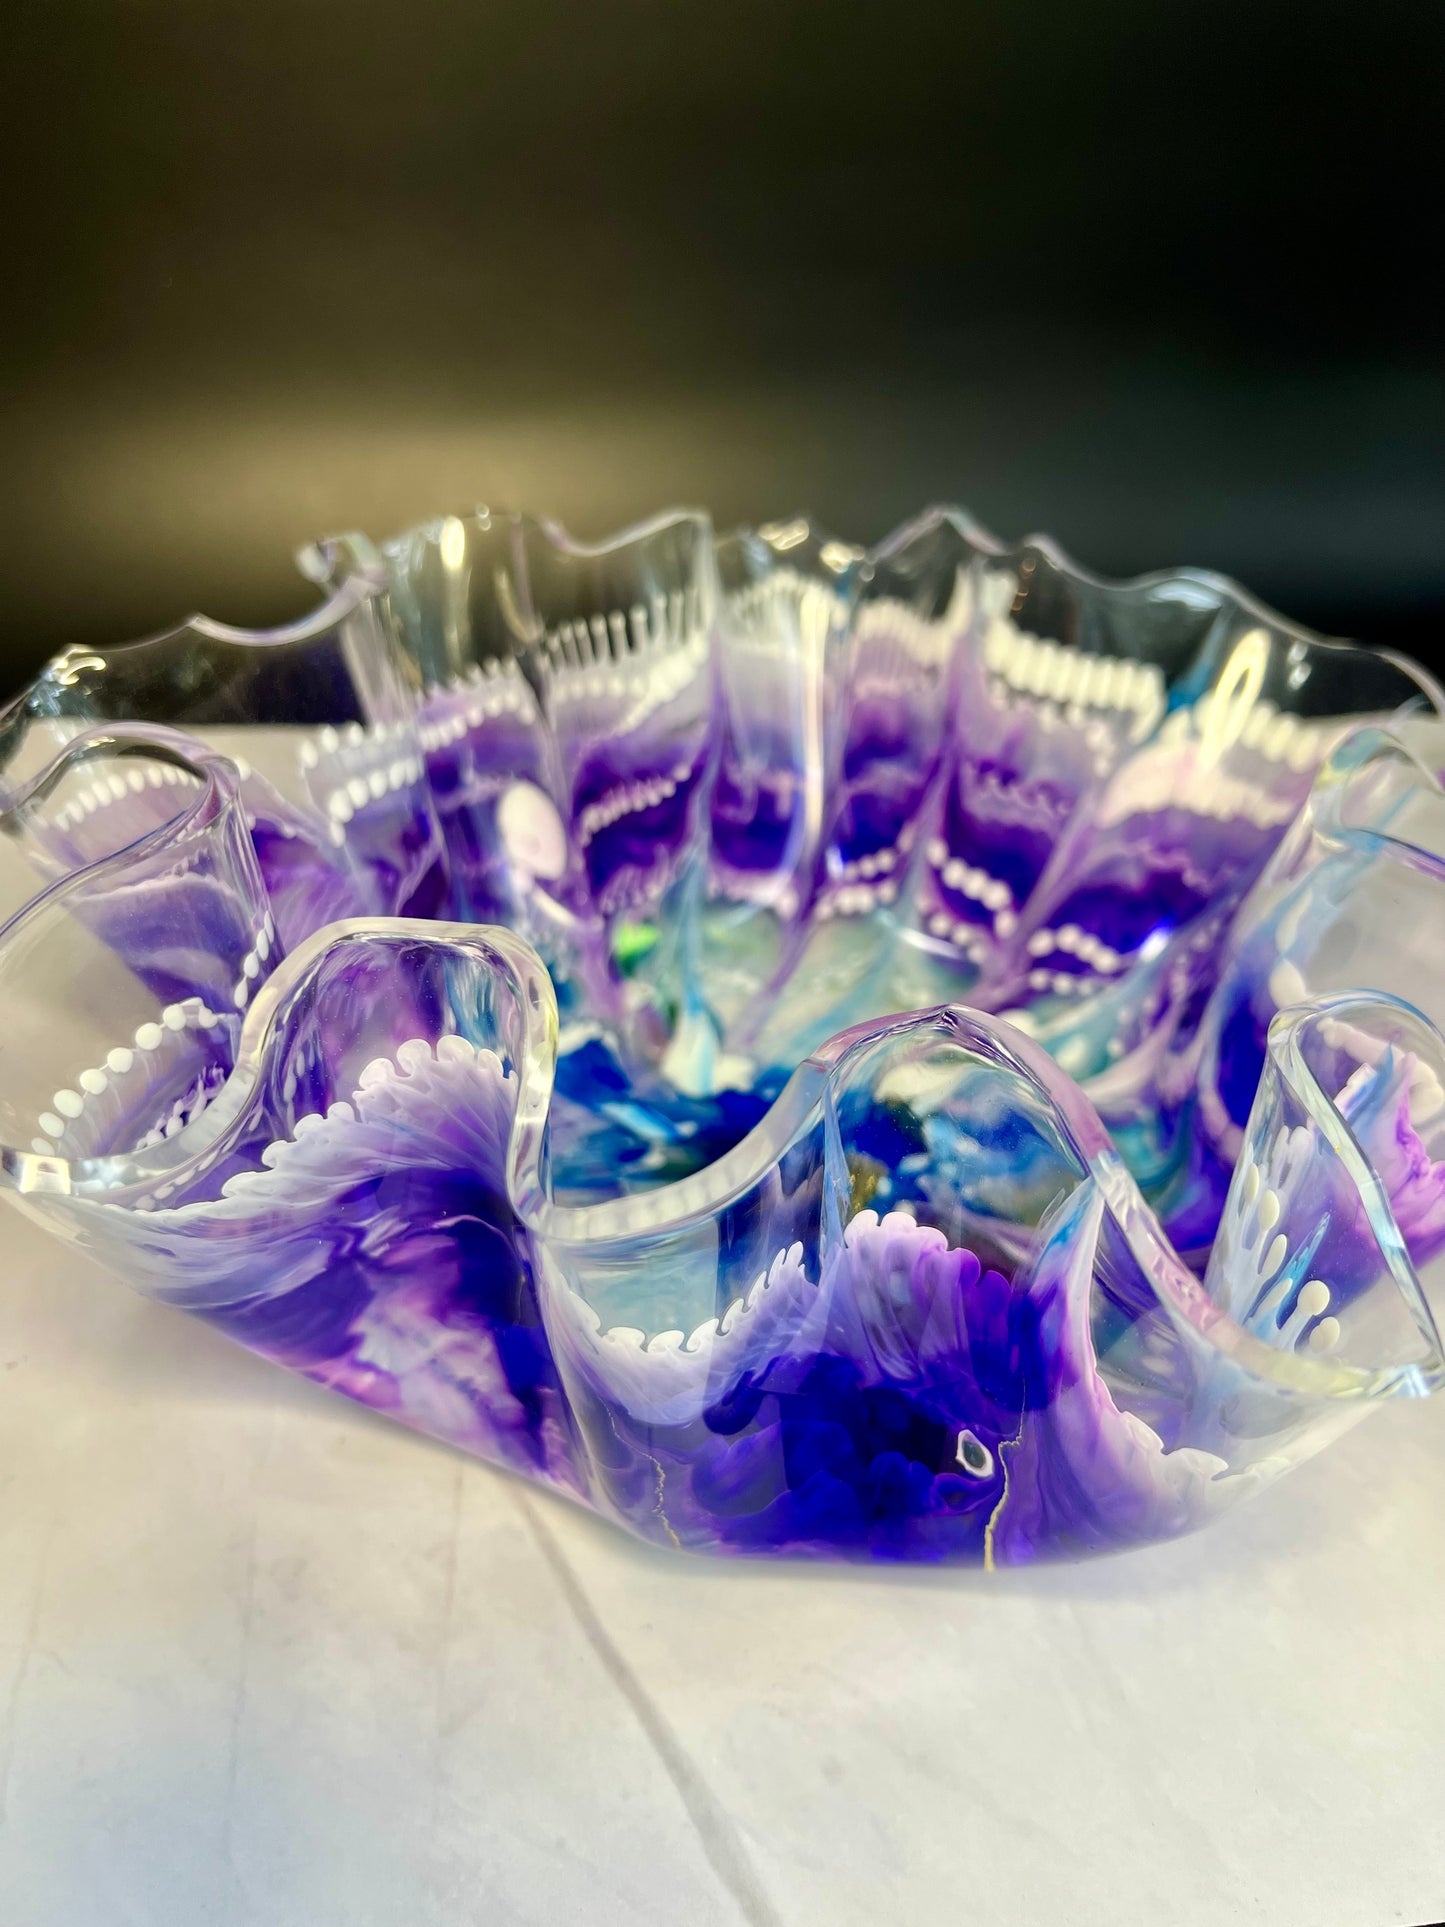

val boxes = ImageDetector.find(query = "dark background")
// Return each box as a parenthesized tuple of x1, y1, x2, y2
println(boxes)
(3, 0, 1442, 691)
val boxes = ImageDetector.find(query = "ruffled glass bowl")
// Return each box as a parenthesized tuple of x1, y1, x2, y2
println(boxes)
(2, 503, 1443, 1567)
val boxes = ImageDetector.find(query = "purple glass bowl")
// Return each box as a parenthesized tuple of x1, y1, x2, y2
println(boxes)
(2, 503, 1443, 1567)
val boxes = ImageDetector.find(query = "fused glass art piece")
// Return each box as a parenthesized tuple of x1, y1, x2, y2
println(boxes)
(2, 504, 1443, 1566)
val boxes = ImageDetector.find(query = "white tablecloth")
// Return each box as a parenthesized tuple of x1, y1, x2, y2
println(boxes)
(2, 1209, 1443, 1926)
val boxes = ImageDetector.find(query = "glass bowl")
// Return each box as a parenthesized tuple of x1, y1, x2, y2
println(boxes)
(2, 504, 1442, 1566)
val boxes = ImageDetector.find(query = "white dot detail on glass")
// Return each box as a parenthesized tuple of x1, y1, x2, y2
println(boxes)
(496, 780, 568, 881)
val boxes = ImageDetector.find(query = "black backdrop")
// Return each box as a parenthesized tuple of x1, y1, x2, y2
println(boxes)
(3, 0, 1442, 689)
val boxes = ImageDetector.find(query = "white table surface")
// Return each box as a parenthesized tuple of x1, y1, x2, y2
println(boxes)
(2, 1207, 1443, 1927)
